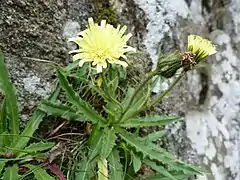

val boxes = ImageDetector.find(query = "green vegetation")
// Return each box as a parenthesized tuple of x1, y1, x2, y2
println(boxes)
(0, 51, 57, 179)
(37, 58, 203, 180)
(0, 14, 217, 179)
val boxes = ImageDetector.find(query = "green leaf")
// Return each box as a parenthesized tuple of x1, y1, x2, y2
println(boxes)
(76, 132, 103, 180)
(63, 60, 80, 73)
(0, 98, 7, 133)
(56, 68, 105, 125)
(143, 159, 177, 180)
(171, 161, 204, 175)
(39, 100, 85, 121)
(0, 51, 19, 140)
(118, 129, 202, 175)
(11, 85, 60, 150)
(143, 130, 166, 142)
(0, 161, 6, 175)
(121, 87, 134, 109)
(149, 171, 191, 180)
(108, 148, 123, 180)
(11, 110, 45, 150)
(0, 132, 11, 151)
(101, 127, 117, 159)
(3, 164, 19, 180)
(120, 83, 151, 122)
(25, 164, 54, 180)
(121, 116, 183, 128)
(17, 141, 55, 157)
(132, 153, 141, 173)
(118, 129, 172, 163)
(24, 141, 55, 152)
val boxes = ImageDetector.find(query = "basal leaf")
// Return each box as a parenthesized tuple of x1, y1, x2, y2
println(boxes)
(0, 51, 19, 140)
(76, 132, 103, 180)
(132, 153, 141, 173)
(108, 148, 123, 180)
(17, 141, 55, 157)
(121, 87, 134, 109)
(121, 116, 183, 128)
(143, 159, 177, 180)
(11, 110, 45, 150)
(0, 161, 5, 175)
(0, 98, 7, 133)
(25, 164, 54, 180)
(171, 161, 204, 175)
(39, 100, 85, 121)
(120, 83, 151, 122)
(3, 164, 19, 180)
(0, 131, 11, 151)
(118, 129, 173, 164)
(56, 68, 105, 125)
(118, 128, 202, 175)
(11, 85, 60, 150)
(101, 127, 117, 159)
(149, 171, 191, 180)
(143, 130, 166, 142)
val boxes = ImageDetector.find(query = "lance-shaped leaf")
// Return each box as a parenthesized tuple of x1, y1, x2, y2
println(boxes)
(39, 100, 85, 122)
(24, 141, 55, 152)
(120, 83, 151, 122)
(17, 141, 55, 157)
(75, 133, 103, 180)
(142, 130, 166, 142)
(143, 159, 177, 180)
(132, 153, 141, 173)
(149, 171, 192, 180)
(118, 129, 173, 163)
(0, 98, 7, 133)
(108, 148, 123, 180)
(11, 85, 60, 150)
(121, 116, 183, 128)
(56, 68, 105, 125)
(118, 129, 203, 175)
(0, 51, 19, 140)
(101, 127, 117, 159)
(3, 164, 19, 180)
(25, 164, 55, 180)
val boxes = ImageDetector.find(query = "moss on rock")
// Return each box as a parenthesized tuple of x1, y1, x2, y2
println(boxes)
(91, 0, 118, 26)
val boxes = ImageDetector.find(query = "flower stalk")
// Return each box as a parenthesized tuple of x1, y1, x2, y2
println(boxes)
(148, 72, 186, 107)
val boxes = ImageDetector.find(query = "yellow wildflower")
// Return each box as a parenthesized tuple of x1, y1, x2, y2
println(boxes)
(69, 18, 136, 73)
(188, 35, 217, 62)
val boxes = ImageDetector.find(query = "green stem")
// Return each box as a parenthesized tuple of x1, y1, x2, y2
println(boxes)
(148, 72, 185, 108)
(117, 70, 159, 123)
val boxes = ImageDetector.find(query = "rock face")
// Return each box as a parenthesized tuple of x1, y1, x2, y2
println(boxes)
(0, 0, 239, 180)
(131, 0, 240, 180)
(0, 0, 92, 123)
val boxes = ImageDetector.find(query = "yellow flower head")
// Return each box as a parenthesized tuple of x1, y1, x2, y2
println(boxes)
(69, 18, 136, 73)
(188, 35, 217, 62)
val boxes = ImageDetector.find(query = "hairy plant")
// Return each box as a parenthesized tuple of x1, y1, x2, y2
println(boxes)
(20, 18, 216, 180)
